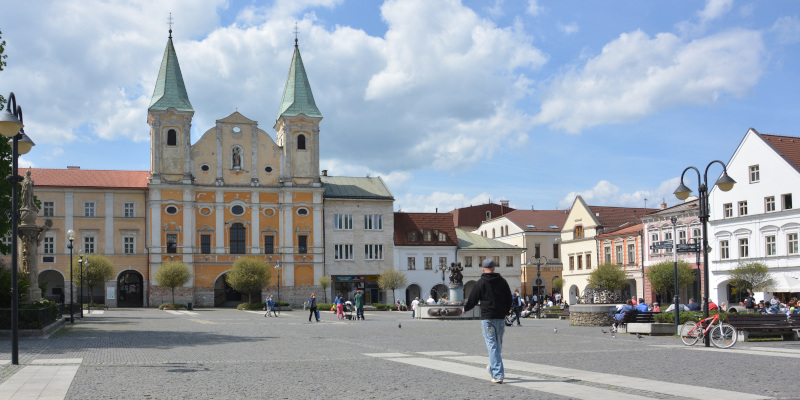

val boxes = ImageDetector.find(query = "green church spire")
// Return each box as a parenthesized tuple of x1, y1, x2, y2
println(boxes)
(277, 40, 322, 119)
(149, 30, 193, 112)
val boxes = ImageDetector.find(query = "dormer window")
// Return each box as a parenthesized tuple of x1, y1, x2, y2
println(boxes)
(167, 129, 177, 146)
(297, 134, 306, 150)
(438, 232, 447, 242)
(407, 231, 418, 242)
(423, 230, 433, 242)
(486, 211, 491, 220)
(574, 226, 584, 239)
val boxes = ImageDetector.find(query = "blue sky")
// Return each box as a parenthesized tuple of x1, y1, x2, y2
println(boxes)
(1, 0, 799, 212)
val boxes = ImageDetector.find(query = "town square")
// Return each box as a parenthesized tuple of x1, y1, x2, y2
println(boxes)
(2, 0, 800, 399)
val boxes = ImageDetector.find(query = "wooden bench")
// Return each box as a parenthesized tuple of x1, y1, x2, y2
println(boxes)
(558, 309, 570, 320)
(727, 313, 798, 341)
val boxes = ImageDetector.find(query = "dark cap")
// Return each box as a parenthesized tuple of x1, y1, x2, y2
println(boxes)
(482, 259, 495, 269)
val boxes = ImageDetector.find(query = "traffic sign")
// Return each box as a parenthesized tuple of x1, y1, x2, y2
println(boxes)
(676, 243, 701, 253)
(650, 240, 674, 250)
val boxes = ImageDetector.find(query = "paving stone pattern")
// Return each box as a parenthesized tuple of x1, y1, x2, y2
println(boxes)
(0, 309, 798, 399)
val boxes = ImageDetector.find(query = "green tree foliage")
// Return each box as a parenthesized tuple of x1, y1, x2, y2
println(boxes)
(0, 29, 7, 107)
(79, 255, 114, 304)
(587, 263, 628, 292)
(552, 277, 564, 292)
(154, 261, 192, 304)
(225, 257, 271, 303)
(0, 262, 30, 308)
(318, 275, 331, 303)
(645, 260, 695, 300)
(0, 29, 14, 255)
(377, 269, 408, 304)
(729, 262, 774, 294)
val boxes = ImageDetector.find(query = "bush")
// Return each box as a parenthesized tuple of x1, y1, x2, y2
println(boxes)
(372, 303, 392, 310)
(236, 302, 263, 311)
(158, 303, 188, 310)
(653, 310, 727, 324)
(317, 303, 333, 310)
(276, 301, 289, 307)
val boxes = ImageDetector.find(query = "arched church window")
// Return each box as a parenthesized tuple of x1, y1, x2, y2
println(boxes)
(167, 129, 177, 146)
(297, 134, 306, 150)
(230, 223, 246, 254)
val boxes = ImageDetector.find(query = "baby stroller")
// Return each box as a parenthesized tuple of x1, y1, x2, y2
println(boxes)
(344, 301, 354, 320)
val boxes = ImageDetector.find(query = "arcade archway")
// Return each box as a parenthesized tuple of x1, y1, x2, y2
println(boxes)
(117, 270, 144, 307)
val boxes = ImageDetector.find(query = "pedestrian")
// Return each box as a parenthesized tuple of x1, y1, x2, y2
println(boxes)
(308, 293, 319, 322)
(336, 293, 345, 320)
(509, 288, 523, 326)
(462, 259, 512, 384)
(411, 297, 420, 318)
(355, 290, 364, 320)
(265, 295, 275, 317)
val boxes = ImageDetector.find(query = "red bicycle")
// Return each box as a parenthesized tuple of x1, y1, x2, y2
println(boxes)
(679, 313, 737, 348)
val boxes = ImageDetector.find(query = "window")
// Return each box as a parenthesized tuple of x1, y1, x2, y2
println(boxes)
(627, 244, 635, 264)
(201, 235, 211, 254)
(335, 244, 354, 260)
(439, 257, 448, 268)
(720, 240, 729, 259)
(569, 256, 574, 270)
(165, 205, 178, 215)
(585, 255, 592, 269)
(492, 256, 500, 266)
(464, 256, 472, 268)
(723, 203, 733, 218)
(423, 230, 433, 242)
(679, 231, 687, 244)
(438, 232, 447, 242)
(365, 244, 383, 260)
(615, 245, 623, 265)
(230, 223, 246, 254)
(407, 257, 416, 270)
(201, 164, 210, 172)
(788, 233, 798, 255)
(167, 129, 177, 146)
(604, 246, 611, 264)
(485, 211, 491, 220)
(665, 231, 672, 241)
(765, 196, 776, 213)
(298, 235, 308, 254)
(334, 214, 353, 230)
(231, 205, 245, 216)
(577, 255, 583, 270)
(84, 236, 95, 254)
(765, 235, 776, 256)
(739, 238, 749, 258)
(264, 235, 274, 254)
(297, 134, 306, 150)
(692, 228, 701, 239)
(749, 165, 760, 183)
(506, 256, 513, 267)
(783, 193, 793, 210)
(407, 232, 418, 242)
(364, 214, 383, 230)
(165, 234, 177, 254)
(296, 208, 309, 217)
(478, 256, 486, 266)
(534, 243, 541, 258)
(84, 202, 95, 217)
(650, 233, 658, 251)
(738, 201, 748, 216)
(424, 257, 432, 270)
(43, 202, 54, 217)
(124, 237, 135, 255)
(43, 236, 54, 254)
(574, 226, 584, 239)
(124, 202, 135, 218)
(553, 244, 559, 259)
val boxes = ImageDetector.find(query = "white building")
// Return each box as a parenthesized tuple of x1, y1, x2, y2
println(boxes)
(709, 128, 800, 304)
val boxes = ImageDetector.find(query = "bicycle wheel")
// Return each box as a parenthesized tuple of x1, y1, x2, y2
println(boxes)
(710, 323, 737, 348)
(679, 322, 700, 346)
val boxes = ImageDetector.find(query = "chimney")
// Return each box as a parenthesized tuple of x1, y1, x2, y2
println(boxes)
(500, 199, 509, 215)
(321, 170, 328, 176)
(67, 166, 80, 169)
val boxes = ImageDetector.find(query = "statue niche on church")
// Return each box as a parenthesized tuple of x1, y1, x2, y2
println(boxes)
(232, 147, 242, 169)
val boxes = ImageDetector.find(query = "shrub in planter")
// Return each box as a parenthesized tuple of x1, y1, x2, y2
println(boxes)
(653, 310, 727, 324)
(158, 303, 188, 310)
(317, 303, 333, 310)
(236, 302, 264, 311)
(276, 301, 290, 307)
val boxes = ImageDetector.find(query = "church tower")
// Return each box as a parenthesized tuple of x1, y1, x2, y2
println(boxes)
(274, 39, 322, 187)
(148, 28, 194, 184)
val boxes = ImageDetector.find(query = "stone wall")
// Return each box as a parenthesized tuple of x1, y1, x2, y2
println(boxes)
(569, 304, 616, 326)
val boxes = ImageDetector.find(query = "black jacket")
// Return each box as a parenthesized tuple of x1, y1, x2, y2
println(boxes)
(464, 272, 512, 320)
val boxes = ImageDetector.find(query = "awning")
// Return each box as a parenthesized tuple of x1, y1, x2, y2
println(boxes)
(769, 274, 800, 292)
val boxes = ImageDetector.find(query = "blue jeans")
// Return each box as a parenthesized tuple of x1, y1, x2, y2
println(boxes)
(482, 319, 505, 379)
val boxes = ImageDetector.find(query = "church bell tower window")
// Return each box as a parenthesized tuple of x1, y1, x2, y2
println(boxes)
(167, 129, 177, 146)
(297, 134, 306, 150)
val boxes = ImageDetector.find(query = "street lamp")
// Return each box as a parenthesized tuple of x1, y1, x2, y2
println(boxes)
(78, 253, 89, 317)
(274, 262, 280, 316)
(435, 261, 450, 299)
(84, 257, 91, 314)
(529, 256, 548, 319)
(670, 217, 679, 335)
(0, 92, 35, 366)
(67, 230, 75, 323)
(674, 160, 735, 347)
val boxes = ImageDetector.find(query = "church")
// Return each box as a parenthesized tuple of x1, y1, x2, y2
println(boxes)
(21, 29, 395, 307)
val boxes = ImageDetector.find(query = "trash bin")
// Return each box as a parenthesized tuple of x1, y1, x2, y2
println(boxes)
(188, 302, 193, 310)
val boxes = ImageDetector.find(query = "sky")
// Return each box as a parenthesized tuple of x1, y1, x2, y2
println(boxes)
(1, 0, 799, 212)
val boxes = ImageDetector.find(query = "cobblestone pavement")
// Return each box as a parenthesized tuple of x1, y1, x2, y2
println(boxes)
(1, 308, 800, 399)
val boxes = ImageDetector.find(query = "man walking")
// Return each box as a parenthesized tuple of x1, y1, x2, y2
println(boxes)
(509, 289, 523, 326)
(463, 259, 512, 384)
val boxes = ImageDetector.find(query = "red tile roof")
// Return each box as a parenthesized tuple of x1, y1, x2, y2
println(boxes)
(758, 132, 800, 172)
(587, 206, 656, 234)
(597, 222, 644, 238)
(28, 168, 150, 190)
(503, 209, 569, 232)
(394, 212, 458, 246)
(450, 202, 514, 229)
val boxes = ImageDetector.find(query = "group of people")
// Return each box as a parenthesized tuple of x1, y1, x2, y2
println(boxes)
(749, 294, 799, 315)
(304, 291, 365, 322)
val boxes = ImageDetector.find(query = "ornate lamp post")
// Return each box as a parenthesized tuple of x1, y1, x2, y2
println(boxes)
(670, 217, 679, 335)
(674, 160, 735, 347)
(78, 253, 89, 317)
(84, 257, 91, 314)
(67, 230, 75, 323)
(274, 262, 281, 316)
(0, 92, 35, 365)
(529, 256, 548, 319)
(435, 261, 450, 299)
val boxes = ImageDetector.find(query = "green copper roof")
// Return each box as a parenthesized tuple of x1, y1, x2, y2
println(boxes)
(456, 228, 520, 250)
(277, 44, 322, 119)
(149, 36, 193, 112)
(321, 176, 394, 200)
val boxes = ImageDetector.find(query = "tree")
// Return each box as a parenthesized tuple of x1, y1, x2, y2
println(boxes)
(552, 277, 564, 293)
(82, 255, 114, 305)
(154, 261, 192, 304)
(378, 269, 408, 305)
(729, 262, 774, 294)
(0, 29, 7, 107)
(225, 257, 271, 303)
(645, 260, 695, 301)
(318, 276, 331, 303)
(0, 29, 14, 256)
(0, 261, 29, 308)
(587, 263, 628, 292)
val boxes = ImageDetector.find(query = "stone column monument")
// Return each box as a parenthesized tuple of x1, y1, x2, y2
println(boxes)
(17, 169, 51, 302)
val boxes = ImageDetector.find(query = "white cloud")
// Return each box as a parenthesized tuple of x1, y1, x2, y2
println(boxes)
(698, 0, 733, 24)
(558, 22, 579, 35)
(396, 191, 496, 212)
(18, 157, 35, 169)
(236, 0, 342, 25)
(526, 0, 542, 16)
(534, 29, 764, 133)
(772, 15, 800, 44)
(557, 178, 680, 209)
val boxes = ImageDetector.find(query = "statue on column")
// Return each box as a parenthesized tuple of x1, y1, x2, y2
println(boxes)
(16, 169, 52, 302)
(19, 169, 38, 226)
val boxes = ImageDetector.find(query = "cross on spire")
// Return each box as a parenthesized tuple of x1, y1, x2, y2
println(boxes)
(168, 13, 174, 38)
(294, 22, 299, 47)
